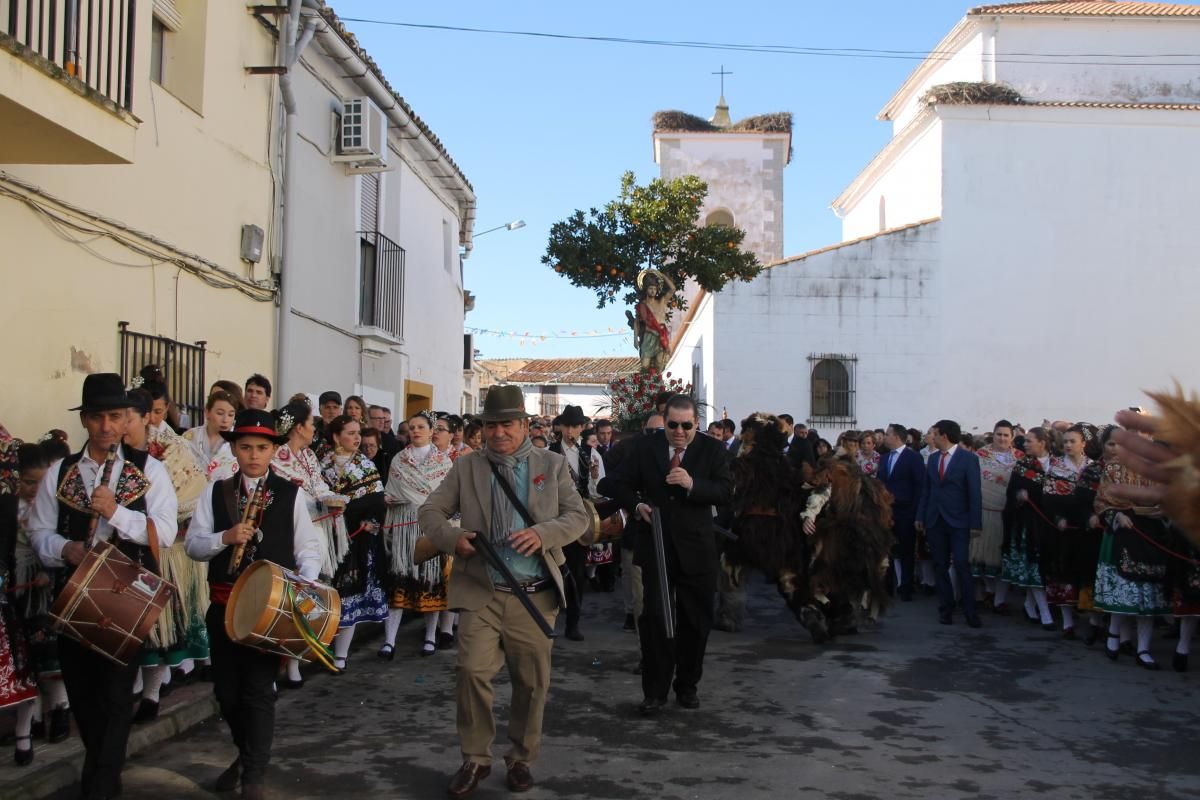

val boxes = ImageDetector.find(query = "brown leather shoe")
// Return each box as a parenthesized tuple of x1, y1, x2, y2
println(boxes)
(506, 760, 533, 793)
(446, 762, 491, 798)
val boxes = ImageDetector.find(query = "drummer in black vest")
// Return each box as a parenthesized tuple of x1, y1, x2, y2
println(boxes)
(27, 373, 178, 800)
(184, 408, 321, 800)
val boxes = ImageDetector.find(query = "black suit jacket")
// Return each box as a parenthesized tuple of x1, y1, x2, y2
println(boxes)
(878, 446, 925, 519)
(786, 435, 817, 471)
(598, 431, 733, 576)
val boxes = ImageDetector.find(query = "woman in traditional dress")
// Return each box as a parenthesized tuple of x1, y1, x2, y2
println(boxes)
(379, 412, 457, 658)
(123, 389, 210, 722)
(1093, 444, 1172, 669)
(855, 431, 881, 476)
(1166, 521, 1200, 672)
(1000, 427, 1058, 629)
(1071, 426, 1111, 645)
(271, 401, 347, 687)
(973, 421, 1022, 609)
(321, 416, 387, 671)
(1, 443, 61, 762)
(343, 395, 368, 425)
(1038, 424, 1093, 638)
(184, 390, 238, 481)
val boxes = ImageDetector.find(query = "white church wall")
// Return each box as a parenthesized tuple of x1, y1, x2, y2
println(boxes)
(839, 116, 944, 241)
(938, 105, 1200, 428)
(519, 384, 611, 419)
(889, 28, 984, 133)
(666, 291, 716, 427)
(994, 18, 1200, 105)
(710, 222, 942, 435)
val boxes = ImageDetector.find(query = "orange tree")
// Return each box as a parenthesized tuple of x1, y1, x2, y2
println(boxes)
(542, 171, 762, 312)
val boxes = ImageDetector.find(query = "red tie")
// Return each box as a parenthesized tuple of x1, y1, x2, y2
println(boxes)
(939, 452, 947, 480)
(671, 448, 684, 470)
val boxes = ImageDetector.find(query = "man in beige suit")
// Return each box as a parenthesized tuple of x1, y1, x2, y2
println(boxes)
(420, 385, 588, 798)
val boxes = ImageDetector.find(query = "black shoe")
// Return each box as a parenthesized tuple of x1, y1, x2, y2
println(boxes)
(48, 707, 70, 743)
(30, 719, 45, 740)
(421, 640, 437, 656)
(133, 699, 159, 724)
(565, 626, 584, 642)
(215, 758, 241, 792)
(196, 664, 213, 682)
(377, 643, 395, 661)
(1041, 623, 1056, 632)
(1174, 652, 1188, 672)
(638, 697, 666, 717)
(1137, 651, 1161, 671)
(1105, 633, 1120, 661)
(437, 631, 455, 650)
(676, 692, 700, 709)
(281, 678, 304, 690)
(13, 736, 33, 767)
(966, 615, 983, 629)
(623, 613, 636, 632)
(939, 612, 953, 625)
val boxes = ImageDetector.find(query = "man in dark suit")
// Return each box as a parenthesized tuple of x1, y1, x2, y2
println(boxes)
(878, 423, 925, 601)
(599, 396, 732, 716)
(780, 414, 817, 471)
(915, 419, 983, 627)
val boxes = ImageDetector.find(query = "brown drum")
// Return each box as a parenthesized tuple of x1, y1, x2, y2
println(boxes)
(225, 560, 340, 663)
(50, 539, 176, 666)
(579, 498, 625, 546)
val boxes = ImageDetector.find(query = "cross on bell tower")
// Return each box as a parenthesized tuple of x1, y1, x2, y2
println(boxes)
(710, 65, 732, 127)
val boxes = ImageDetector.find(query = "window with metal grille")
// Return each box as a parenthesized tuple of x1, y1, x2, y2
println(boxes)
(539, 386, 558, 417)
(118, 322, 207, 425)
(358, 231, 405, 339)
(808, 354, 856, 425)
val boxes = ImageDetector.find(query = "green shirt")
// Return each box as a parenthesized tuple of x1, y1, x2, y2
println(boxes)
(486, 458, 547, 585)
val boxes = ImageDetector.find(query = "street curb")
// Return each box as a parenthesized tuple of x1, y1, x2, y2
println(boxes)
(0, 694, 220, 800)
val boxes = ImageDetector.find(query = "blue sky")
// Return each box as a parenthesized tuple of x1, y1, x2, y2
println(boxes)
(330, 1, 973, 359)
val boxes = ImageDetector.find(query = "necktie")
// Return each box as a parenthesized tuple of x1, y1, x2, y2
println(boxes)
(670, 448, 684, 470)
(939, 452, 947, 480)
(889, 451, 898, 477)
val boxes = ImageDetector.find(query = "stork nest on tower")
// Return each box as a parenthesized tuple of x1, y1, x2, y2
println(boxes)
(921, 82, 1025, 107)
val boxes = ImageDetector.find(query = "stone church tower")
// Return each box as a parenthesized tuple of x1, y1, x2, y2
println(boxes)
(652, 96, 791, 266)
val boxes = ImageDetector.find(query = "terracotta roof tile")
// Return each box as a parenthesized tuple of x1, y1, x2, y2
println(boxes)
(504, 357, 640, 386)
(971, 1, 1200, 16)
(1028, 100, 1200, 109)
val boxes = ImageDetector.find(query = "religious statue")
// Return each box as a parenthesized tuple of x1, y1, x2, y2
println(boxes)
(627, 268, 675, 374)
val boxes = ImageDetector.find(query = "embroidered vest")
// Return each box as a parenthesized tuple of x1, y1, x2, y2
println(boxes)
(208, 471, 299, 583)
(54, 448, 157, 576)
(551, 441, 591, 499)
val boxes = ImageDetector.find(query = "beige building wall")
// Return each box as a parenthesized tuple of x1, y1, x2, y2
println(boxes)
(0, 1, 278, 442)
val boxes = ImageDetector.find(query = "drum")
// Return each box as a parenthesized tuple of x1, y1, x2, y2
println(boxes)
(50, 540, 176, 666)
(225, 560, 340, 663)
(579, 498, 625, 546)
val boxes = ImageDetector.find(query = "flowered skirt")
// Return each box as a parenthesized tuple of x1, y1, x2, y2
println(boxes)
(1000, 527, 1043, 589)
(0, 603, 38, 710)
(1093, 531, 1169, 616)
(339, 546, 387, 628)
(141, 541, 210, 667)
(389, 557, 452, 613)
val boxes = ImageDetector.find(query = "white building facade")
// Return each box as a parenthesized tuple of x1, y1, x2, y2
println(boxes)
(667, 0, 1200, 434)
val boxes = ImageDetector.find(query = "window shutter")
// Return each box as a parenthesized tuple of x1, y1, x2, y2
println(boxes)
(153, 0, 184, 31)
(360, 173, 380, 233)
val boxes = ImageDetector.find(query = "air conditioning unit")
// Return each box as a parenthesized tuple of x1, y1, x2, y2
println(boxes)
(334, 96, 388, 171)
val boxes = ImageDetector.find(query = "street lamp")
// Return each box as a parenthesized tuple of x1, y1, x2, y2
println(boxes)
(473, 219, 526, 239)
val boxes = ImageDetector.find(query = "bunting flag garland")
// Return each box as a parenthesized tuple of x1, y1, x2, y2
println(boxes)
(465, 325, 633, 348)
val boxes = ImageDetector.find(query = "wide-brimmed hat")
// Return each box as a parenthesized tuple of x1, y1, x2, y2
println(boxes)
(557, 404, 589, 426)
(478, 385, 532, 422)
(70, 373, 134, 412)
(220, 409, 288, 444)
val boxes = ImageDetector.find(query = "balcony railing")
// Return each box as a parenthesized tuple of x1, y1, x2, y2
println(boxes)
(3, 0, 137, 112)
(118, 321, 207, 425)
(358, 231, 405, 341)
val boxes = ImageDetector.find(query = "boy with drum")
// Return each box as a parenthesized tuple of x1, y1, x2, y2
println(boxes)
(26, 373, 178, 800)
(185, 408, 322, 800)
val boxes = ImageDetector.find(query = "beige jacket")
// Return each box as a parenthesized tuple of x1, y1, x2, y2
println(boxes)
(418, 447, 589, 611)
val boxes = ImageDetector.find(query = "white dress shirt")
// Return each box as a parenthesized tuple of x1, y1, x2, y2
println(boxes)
(886, 445, 906, 477)
(27, 444, 179, 568)
(938, 444, 959, 476)
(185, 473, 322, 581)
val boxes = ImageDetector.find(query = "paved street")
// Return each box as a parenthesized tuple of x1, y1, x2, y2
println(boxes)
(62, 580, 1200, 800)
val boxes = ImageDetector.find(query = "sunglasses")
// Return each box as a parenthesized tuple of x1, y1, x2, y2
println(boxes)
(643, 427, 664, 435)
(666, 421, 694, 431)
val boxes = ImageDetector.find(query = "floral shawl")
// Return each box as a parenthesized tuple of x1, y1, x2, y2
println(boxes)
(320, 452, 383, 500)
(384, 445, 453, 580)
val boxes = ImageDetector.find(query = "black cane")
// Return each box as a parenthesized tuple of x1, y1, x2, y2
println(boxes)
(650, 506, 676, 641)
(472, 533, 557, 640)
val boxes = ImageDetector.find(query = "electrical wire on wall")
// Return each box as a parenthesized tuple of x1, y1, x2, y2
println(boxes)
(0, 172, 276, 303)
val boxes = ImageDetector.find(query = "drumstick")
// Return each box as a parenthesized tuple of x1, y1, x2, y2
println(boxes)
(86, 445, 119, 547)
(229, 479, 265, 574)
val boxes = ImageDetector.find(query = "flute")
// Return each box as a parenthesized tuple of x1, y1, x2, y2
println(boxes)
(229, 479, 265, 575)
(86, 444, 119, 547)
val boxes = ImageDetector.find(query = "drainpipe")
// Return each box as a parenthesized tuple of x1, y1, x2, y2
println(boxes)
(274, 0, 317, 399)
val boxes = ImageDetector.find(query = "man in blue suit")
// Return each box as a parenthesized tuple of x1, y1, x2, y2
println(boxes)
(915, 419, 983, 627)
(878, 423, 925, 602)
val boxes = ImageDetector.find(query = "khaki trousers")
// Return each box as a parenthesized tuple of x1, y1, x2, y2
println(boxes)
(456, 589, 559, 766)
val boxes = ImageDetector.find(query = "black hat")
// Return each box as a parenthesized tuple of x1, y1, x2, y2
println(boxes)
(478, 385, 533, 422)
(71, 373, 134, 412)
(557, 404, 589, 426)
(220, 409, 288, 444)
